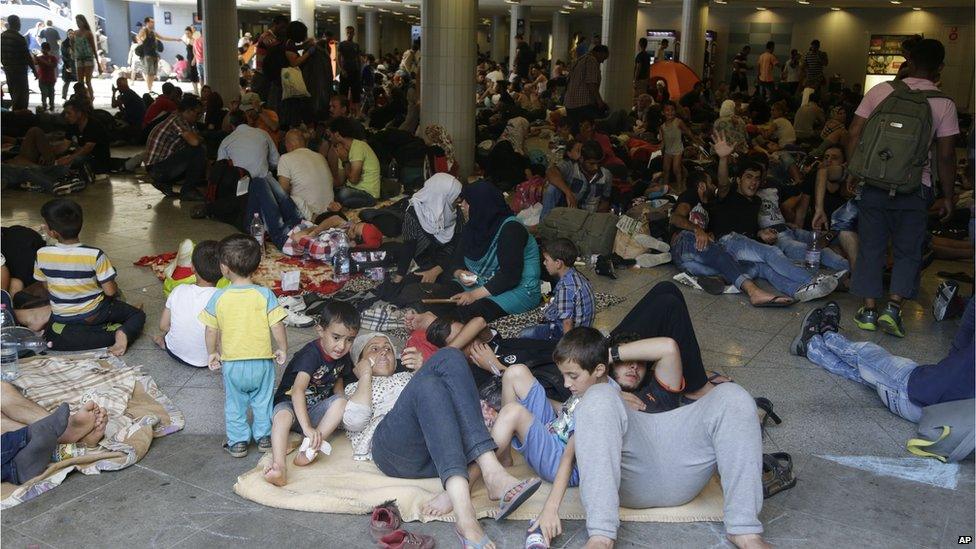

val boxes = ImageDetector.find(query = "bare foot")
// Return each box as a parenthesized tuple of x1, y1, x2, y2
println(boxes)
(457, 519, 494, 549)
(107, 331, 129, 356)
(727, 534, 772, 549)
(583, 536, 614, 548)
(747, 286, 791, 307)
(292, 448, 317, 467)
(263, 462, 288, 486)
(152, 335, 166, 350)
(498, 449, 513, 468)
(80, 405, 107, 446)
(404, 311, 436, 332)
(58, 401, 97, 443)
(421, 491, 454, 517)
(483, 469, 522, 501)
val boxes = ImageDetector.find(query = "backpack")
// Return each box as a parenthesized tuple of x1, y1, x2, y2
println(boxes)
(203, 159, 251, 228)
(849, 79, 947, 196)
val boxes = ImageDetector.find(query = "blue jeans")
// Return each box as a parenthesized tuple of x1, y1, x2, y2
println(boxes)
(541, 184, 568, 219)
(0, 164, 68, 192)
(372, 348, 497, 486)
(830, 200, 858, 232)
(519, 322, 564, 341)
(719, 232, 815, 296)
(246, 177, 304, 249)
(806, 331, 922, 422)
(774, 227, 849, 271)
(222, 358, 276, 444)
(1, 427, 29, 483)
(671, 230, 755, 289)
(335, 186, 377, 209)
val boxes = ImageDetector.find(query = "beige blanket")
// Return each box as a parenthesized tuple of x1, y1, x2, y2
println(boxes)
(235, 434, 724, 523)
(1, 353, 185, 508)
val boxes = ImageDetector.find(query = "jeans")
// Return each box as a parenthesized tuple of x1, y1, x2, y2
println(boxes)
(774, 227, 849, 271)
(671, 230, 755, 290)
(147, 144, 207, 195)
(51, 297, 147, 347)
(222, 358, 276, 444)
(519, 322, 564, 341)
(719, 232, 814, 296)
(806, 331, 922, 422)
(372, 348, 497, 486)
(0, 164, 68, 192)
(1, 427, 29, 484)
(852, 185, 929, 300)
(246, 177, 303, 249)
(541, 184, 569, 219)
(6, 69, 29, 110)
(39, 82, 55, 108)
(336, 185, 377, 209)
(830, 200, 858, 232)
(196, 62, 205, 83)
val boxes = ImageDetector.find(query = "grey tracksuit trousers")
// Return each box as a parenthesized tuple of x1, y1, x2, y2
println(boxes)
(574, 382, 764, 540)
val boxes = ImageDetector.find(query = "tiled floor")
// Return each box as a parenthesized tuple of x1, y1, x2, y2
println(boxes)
(1, 175, 974, 548)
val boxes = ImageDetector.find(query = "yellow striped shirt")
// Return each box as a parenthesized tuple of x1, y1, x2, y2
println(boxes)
(33, 243, 116, 318)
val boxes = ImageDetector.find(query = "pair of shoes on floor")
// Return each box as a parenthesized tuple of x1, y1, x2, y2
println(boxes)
(855, 301, 905, 337)
(789, 301, 840, 357)
(371, 500, 434, 549)
(278, 294, 316, 328)
(223, 436, 272, 458)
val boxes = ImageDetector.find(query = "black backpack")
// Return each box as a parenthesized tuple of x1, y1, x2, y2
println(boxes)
(203, 159, 251, 228)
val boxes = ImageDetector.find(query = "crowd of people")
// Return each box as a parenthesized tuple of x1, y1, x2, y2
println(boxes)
(1, 15, 974, 549)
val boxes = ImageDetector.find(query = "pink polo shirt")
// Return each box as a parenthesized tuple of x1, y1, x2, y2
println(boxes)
(854, 77, 959, 187)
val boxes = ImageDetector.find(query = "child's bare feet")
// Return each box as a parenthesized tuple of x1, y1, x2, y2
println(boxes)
(81, 404, 108, 446)
(292, 448, 317, 467)
(727, 534, 772, 549)
(59, 401, 97, 443)
(152, 335, 166, 350)
(107, 331, 129, 356)
(421, 491, 454, 517)
(263, 462, 287, 486)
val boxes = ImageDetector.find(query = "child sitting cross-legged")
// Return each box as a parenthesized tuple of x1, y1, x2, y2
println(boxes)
(263, 301, 361, 486)
(154, 240, 222, 367)
(200, 234, 288, 458)
(519, 238, 594, 341)
(33, 198, 145, 355)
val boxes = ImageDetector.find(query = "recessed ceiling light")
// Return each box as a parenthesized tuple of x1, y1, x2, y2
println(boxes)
(756, 6, 767, 10)
(797, 0, 810, 4)
(890, 0, 901, 3)
(559, 9, 570, 13)
(830, 6, 841, 10)
(568, 0, 582, 4)
(912, 6, 921, 9)
(714, 0, 727, 4)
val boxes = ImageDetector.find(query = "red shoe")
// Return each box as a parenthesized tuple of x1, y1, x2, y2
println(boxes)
(370, 500, 403, 541)
(378, 529, 435, 549)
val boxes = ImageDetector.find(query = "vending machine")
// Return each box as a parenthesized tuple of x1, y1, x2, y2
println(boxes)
(646, 29, 679, 63)
(864, 34, 918, 93)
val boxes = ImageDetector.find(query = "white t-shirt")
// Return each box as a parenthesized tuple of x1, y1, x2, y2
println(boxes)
(276, 147, 334, 221)
(486, 69, 505, 83)
(164, 284, 219, 367)
(757, 188, 787, 229)
(770, 117, 796, 146)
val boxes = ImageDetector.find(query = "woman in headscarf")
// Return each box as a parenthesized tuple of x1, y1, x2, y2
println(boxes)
(392, 173, 463, 284)
(423, 124, 458, 177)
(712, 99, 748, 154)
(345, 332, 541, 549)
(485, 117, 532, 191)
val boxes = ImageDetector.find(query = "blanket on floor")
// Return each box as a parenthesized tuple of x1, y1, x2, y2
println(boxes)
(234, 434, 724, 523)
(1, 353, 185, 509)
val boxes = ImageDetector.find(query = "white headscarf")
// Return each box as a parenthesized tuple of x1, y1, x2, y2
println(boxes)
(410, 173, 462, 244)
(720, 99, 736, 119)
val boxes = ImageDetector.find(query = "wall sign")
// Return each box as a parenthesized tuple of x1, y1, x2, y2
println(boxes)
(163, 11, 171, 24)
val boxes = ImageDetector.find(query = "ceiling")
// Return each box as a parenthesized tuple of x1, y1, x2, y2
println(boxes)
(158, 0, 974, 21)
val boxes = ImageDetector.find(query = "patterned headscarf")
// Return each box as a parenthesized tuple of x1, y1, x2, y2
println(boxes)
(423, 124, 457, 172)
(498, 116, 530, 155)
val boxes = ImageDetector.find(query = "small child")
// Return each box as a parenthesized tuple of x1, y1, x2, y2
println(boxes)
(520, 238, 594, 341)
(154, 241, 222, 367)
(263, 301, 360, 486)
(33, 198, 145, 355)
(199, 234, 288, 458)
(34, 43, 58, 111)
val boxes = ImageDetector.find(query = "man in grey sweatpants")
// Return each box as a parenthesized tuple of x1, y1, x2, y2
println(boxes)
(574, 382, 766, 547)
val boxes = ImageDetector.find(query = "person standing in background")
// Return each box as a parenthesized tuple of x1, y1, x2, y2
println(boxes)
(730, 45, 751, 94)
(634, 37, 650, 99)
(1, 15, 38, 110)
(654, 38, 669, 63)
(60, 29, 76, 101)
(193, 30, 205, 86)
(756, 41, 778, 100)
(40, 20, 61, 55)
(800, 39, 828, 92)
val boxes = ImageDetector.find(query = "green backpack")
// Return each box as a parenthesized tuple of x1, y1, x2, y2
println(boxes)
(849, 79, 947, 196)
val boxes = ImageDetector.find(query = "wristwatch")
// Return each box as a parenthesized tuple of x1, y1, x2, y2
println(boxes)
(609, 345, 621, 365)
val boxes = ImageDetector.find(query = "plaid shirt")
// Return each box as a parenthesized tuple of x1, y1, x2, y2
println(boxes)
(281, 221, 333, 262)
(145, 113, 192, 167)
(564, 53, 601, 110)
(543, 268, 595, 328)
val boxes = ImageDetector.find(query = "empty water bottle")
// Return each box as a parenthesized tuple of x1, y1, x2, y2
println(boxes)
(805, 230, 822, 270)
(250, 213, 266, 249)
(1, 305, 19, 382)
(332, 235, 351, 283)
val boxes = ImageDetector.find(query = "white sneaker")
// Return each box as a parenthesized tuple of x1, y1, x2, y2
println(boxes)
(283, 308, 315, 328)
(636, 252, 672, 268)
(633, 233, 671, 253)
(793, 275, 838, 303)
(277, 295, 307, 313)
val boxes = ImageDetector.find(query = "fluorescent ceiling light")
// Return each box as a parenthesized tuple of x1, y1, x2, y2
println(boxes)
(830, 6, 841, 10)
(797, 0, 810, 4)
(559, 9, 570, 13)
(889, 0, 902, 3)
(756, 6, 767, 10)
(912, 6, 921, 9)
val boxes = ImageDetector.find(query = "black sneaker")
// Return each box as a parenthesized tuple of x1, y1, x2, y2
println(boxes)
(878, 302, 906, 338)
(257, 436, 272, 453)
(150, 179, 178, 197)
(790, 308, 823, 357)
(820, 301, 841, 333)
(223, 441, 249, 458)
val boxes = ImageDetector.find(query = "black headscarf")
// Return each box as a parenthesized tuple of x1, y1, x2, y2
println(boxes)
(460, 180, 513, 260)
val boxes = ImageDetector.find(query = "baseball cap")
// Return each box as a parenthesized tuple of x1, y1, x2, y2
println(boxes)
(240, 92, 262, 112)
(358, 223, 383, 250)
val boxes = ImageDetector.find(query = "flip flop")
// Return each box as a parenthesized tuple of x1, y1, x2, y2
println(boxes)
(495, 477, 542, 521)
(455, 529, 492, 549)
(755, 295, 794, 308)
(707, 371, 732, 386)
(698, 275, 728, 295)
(762, 452, 797, 499)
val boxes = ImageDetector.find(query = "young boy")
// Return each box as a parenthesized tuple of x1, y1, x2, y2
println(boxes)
(199, 234, 288, 457)
(263, 301, 360, 486)
(520, 238, 594, 341)
(154, 240, 222, 367)
(34, 43, 58, 111)
(33, 198, 145, 355)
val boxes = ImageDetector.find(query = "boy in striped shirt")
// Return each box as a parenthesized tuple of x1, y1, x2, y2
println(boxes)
(33, 199, 145, 355)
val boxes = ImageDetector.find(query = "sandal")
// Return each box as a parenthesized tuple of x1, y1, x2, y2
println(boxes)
(455, 529, 492, 549)
(762, 452, 796, 499)
(755, 295, 795, 308)
(495, 477, 542, 521)
(755, 397, 782, 426)
(698, 275, 728, 296)
(707, 371, 732, 386)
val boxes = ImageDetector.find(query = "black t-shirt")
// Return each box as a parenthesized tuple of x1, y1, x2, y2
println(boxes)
(634, 50, 650, 80)
(273, 340, 352, 406)
(633, 371, 682, 413)
(468, 336, 572, 403)
(672, 188, 710, 233)
(119, 89, 146, 129)
(338, 40, 361, 71)
(800, 170, 846, 225)
(515, 43, 534, 77)
(708, 189, 761, 239)
(0, 225, 46, 286)
(68, 118, 111, 172)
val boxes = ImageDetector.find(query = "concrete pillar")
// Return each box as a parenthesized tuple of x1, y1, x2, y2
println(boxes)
(420, 0, 476, 178)
(551, 12, 569, 66)
(70, 0, 96, 38)
(600, 0, 637, 111)
(339, 4, 358, 39)
(202, 0, 240, 101)
(103, 0, 129, 70)
(509, 4, 529, 71)
(364, 10, 379, 56)
(290, 0, 314, 31)
(679, 0, 708, 75)
(490, 15, 507, 63)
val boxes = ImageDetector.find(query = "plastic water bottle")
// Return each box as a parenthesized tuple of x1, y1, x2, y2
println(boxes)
(332, 233, 351, 282)
(249, 213, 266, 249)
(805, 230, 822, 270)
(1, 305, 19, 382)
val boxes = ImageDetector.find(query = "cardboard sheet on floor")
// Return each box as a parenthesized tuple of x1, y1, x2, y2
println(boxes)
(1, 353, 185, 509)
(234, 434, 725, 523)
